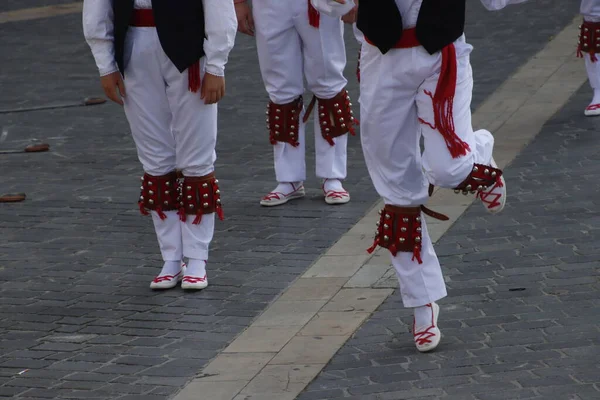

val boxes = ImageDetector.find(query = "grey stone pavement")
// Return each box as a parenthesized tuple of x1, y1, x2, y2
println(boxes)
(0, 0, 591, 399)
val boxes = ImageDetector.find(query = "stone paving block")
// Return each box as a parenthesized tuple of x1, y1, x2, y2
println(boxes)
(302, 255, 370, 278)
(224, 326, 300, 353)
(277, 278, 347, 301)
(344, 264, 391, 288)
(238, 364, 323, 398)
(251, 300, 328, 327)
(172, 380, 247, 400)
(199, 353, 275, 382)
(270, 335, 349, 365)
(320, 288, 393, 313)
(299, 312, 370, 337)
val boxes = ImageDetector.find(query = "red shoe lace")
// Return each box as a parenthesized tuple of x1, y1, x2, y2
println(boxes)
(587, 103, 600, 111)
(182, 275, 206, 283)
(414, 325, 437, 345)
(413, 303, 437, 345)
(262, 192, 283, 201)
(325, 190, 349, 199)
(476, 178, 503, 209)
(153, 271, 180, 283)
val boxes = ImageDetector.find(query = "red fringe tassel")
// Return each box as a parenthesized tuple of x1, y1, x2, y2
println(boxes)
(366, 237, 379, 254)
(138, 202, 149, 216)
(178, 208, 187, 222)
(429, 44, 470, 159)
(308, 1, 320, 28)
(188, 61, 201, 93)
(192, 212, 203, 225)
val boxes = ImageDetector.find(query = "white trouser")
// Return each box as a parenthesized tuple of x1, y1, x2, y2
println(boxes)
(253, 0, 349, 182)
(358, 36, 494, 307)
(123, 27, 216, 262)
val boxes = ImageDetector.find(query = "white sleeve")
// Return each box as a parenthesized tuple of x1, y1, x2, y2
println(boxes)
(82, 0, 119, 76)
(310, 0, 355, 18)
(479, 0, 529, 11)
(202, 0, 238, 77)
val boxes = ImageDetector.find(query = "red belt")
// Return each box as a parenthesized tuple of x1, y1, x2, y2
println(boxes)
(364, 28, 469, 159)
(130, 9, 155, 27)
(365, 27, 420, 48)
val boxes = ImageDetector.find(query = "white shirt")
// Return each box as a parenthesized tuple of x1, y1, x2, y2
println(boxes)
(82, 0, 237, 77)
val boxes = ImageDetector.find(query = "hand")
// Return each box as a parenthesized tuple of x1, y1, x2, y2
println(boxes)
(234, 1, 255, 36)
(341, 5, 357, 23)
(201, 73, 225, 104)
(100, 71, 126, 105)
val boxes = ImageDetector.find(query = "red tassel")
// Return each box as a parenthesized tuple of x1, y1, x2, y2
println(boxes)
(178, 208, 187, 222)
(216, 205, 224, 221)
(592, 52, 598, 63)
(156, 207, 167, 220)
(192, 212, 202, 225)
(188, 61, 201, 93)
(430, 44, 470, 159)
(577, 44, 584, 59)
(138, 202, 149, 216)
(412, 247, 423, 264)
(366, 238, 379, 254)
(308, 1, 320, 28)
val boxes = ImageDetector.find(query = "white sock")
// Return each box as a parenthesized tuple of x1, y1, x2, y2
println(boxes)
(414, 304, 434, 329)
(592, 89, 600, 105)
(186, 258, 207, 278)
(323, 179, 344, 192)
(158, 260, 182, 277)
(272, 181, 303, 195)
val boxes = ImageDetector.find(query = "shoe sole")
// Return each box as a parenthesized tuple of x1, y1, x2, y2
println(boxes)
(584, 109, 600, 116)
(325, 195, 351, 205)
(260, 191, 305, 207)
(181, 282, 208, 290)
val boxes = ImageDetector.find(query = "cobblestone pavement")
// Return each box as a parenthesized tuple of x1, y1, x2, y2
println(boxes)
(0, 0, 583, 399)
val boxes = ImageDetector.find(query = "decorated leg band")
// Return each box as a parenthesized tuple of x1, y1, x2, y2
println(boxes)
(178, 172, 224, 224)
(267, 97, 303, 147)
(303, 88, 358, 146)
(577, 20, 600, 62)
(453, 163, 503, 195)
(138, 171, 179, 220)
(367, 205, 448, 264)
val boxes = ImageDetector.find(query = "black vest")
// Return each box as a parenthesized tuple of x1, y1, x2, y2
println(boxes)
(113, 0, 206, 74)
(356, 0, 466, 55)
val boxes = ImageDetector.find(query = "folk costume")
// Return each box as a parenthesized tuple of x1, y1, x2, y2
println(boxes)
(234, 0, 358, 206)
(356, 0, 527, 352)
(579, 0, 600, 116)
(83, 0, 237, 290)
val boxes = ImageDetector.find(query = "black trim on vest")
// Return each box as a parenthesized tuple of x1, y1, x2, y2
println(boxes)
(113, 0, 206, 74)
(357, 0, 466, 55)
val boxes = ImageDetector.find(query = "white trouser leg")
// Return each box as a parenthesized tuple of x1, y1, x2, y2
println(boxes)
(151, 211, 183, 261)
(122, 27, 182, 262)
(359, 43, 446, 307)
(417, 52, 494, 188)
(182, 214, 214, 261)
(296, 8, 349, 179)
(159, 33, 218, 262)
(584, 54, 600, 104)
(253, 0, 306, 183)
(314, 116, 348, 180)
(123, 27, 175, 177)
